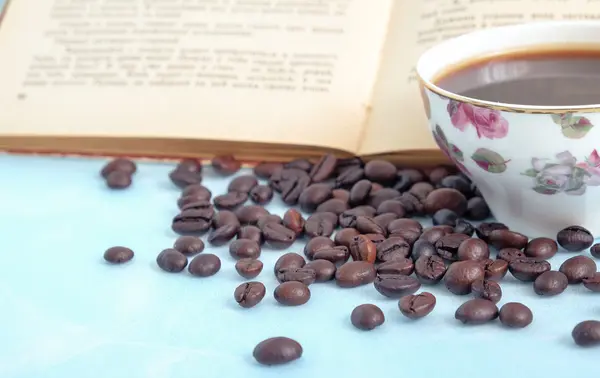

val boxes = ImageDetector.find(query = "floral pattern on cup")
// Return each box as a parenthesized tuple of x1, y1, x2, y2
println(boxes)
(551, 113, 594, 139)
(433, 124, 470, 175)
(521, 151, 600, 196)
(447, 100, 509, 139)
(471, 148, 510, 174)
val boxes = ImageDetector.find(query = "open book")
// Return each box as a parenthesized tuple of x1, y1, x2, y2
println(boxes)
(0, 0, 597, 165)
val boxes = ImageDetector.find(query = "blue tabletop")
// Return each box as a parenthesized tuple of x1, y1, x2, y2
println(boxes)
(0, 155, 596, 378)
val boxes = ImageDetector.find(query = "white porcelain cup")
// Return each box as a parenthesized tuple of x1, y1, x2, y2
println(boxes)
(416, 21, 600, 238)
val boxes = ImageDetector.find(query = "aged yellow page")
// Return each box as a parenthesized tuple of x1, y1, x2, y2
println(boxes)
(360, 0, 600, 156)
(0, 0, 393, 153)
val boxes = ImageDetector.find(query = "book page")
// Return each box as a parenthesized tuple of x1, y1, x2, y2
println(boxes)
(359, 0, 600, 156)
(0, 0, 393, 153)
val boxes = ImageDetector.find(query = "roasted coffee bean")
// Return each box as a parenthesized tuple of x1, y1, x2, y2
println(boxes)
(350, 304, 385, 330)
(309, 153, 337, 182)
(583, 273, 600, 292)
(374, 274, 421, 298)
(363, 233, 386, 245)
(424, 188, 467, 216)
(497, 248, 526, 262)
(276, 267, 316, 285)
(377, 258, 414, 276)
(444, 260, 485, 295)
(499, 302, 533, 328)
(335, 261, 377, 288)
(366, 188, 401, 209)
(376, 237, 411, 262)
(533, 271, 568, 296)
(169, 169, 201, 188)
(591, 243, 600, 258)
(435, 233, 470, 262)
(439, 175, 472, 197)
(476, 222, 509, 243)
(387, 218, 423, 244)
(355, 216, 385, 235)
(312, 246, 350, 264)
(213, 192, 248, 210)
(428, 166, 452, 184)
(256, 215, 283, 231)
(282, 209, 305, 236)
(212, 210, 240, 229)
(234, 281, 266, 308)
(455, 298, 499, 325)
(235, 205, 270, 225)
(394, 168, 425, 192)
(253, 337, 303, 365)
(557, 225, 594, 252)
(172, 209, 213, 234)
(487, 229, 529, 250)
(457, 238, 490, 261)
(271, 169, 311, 205)
(180, 199, 214, 213)
(104, 246, 134, 264)
(376, 200, 406, 217)
(178, 195, 211, 210)
(156, 249, 188, 273)
(176, 158, 202, 173)
(181, 184, 212, 200)
(304, 212, 337, 238)
(227, 175, 258, 194)
(372, 213, 398, 231)
(432, 209, 458, 227)
(332, 189, 350, 203)
(339, 206, 376, 228)
(106, 170, 132, 189)
(471, 279, 502, 303)
(188, 253, 221, 277)
(525, 237, 558, 259)
(364, 160, 397, 183)
(335, 167, 364, 188)
(572, 320, 600, 346)
(399, 292, 436, 320)
(559, 255, 597, 283)
(249, 185, 274, 205)
(316, 198, 349, 214)
(411, 240, 437, 261)
(465, 196, 490, 220)
(349, 235, 377, 263)
(335, 156, 364, 174)
(235, 259, 264, 279)
(304, 236, 335, 259)
(211, 155, 241, 175)
(173, 236, 205, 256)
(453, 219, 475, 236)
(274, 253, 306, 274)
(238, 225, 264, 245)
(419, 225, 453, 244)
(101, 158, 136, 178)
(481, 259, 509, 281)
(349, 179, 373, 206)
(304, 259, 336, 282)
(253, 162, 283, 179)
(408, 182, 435, 201)
(286, 158, 313, 172)
(274, 281, 311, 306)
(229, 239, 261, 260)
(509, 258, 551, 282)
(208, 224, 239, 246)
(414, 255, 447, 284)
(299, 183, 333, 212)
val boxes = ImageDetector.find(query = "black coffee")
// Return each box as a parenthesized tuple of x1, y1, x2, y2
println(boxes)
(434, 47, 600, 106)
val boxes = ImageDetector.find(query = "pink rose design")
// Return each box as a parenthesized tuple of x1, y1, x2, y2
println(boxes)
(462, 105, 509, 139)
(447, 100, 469, 130)
(576, 149, 600, 177)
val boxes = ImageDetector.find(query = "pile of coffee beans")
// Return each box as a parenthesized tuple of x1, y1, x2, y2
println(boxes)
(101, 154, 600, 365)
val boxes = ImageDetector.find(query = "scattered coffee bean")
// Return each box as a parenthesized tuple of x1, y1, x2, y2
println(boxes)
(212, 210, 240, 229)
(572, 320, 600, 346)
(334, 228, 360, 247)
(249, 185, 274, 205)
(208, 224, 239, 246)
(533, 271, 568, 296)
(591, 243, 600, 258)
(276, 267, 317, 285)
(487, 229, 529, 250)
(332, 189, 350, 203)
(395, 168, 425, 192)
(509, 258, 551, 282)
(411, 240, 437, 261)
(274, 253, 306, 274)
(256, 214, 283, 230)
(106, 170, 132, 189)
(497, 248, 526, 263)
(304, 212, 337, 238)
(312, 246, 350, 264)
(582, 273, 600, 292)
(525, 237, 558, 260)
(339, 206, 376, 228)
(372, 213, 398, 231)
(444, 260, 485, 295)
(173, 236, 205, 256)
(408, 181, 434, 201)
(435, 233, 470, 262)
(282, 209, 305, 237)
(424, 188, 467, 216)
(270, 168, 310, 205)
(309, 153, 337, 182)
(375, 237, 410, 263)
(101, 158, 137, 178)
(304, 259, 336, 282)
(481, 259, 509, 281)
(253, 162, 283, 179)
(169, 169, 201, 188)
(374, 274, 421, 298)
(439, 175, 472, 196)
(103, 246, 134, 264)
(471, 279, 502, 303)
(364, 160, 397, 183)
(428, 166, 451, 184)
(237, 225, 264, 245)
(351, 304, 385, 330)
(377, 258, 414, 276)
(335, 167, 364, 188)
(455, 298, 499, 325)
(559, 255, 597, 284)
(557, 225, 594, 252)
(228, 175, 258, 194)
(465, 197, 490, 220)
(376, 200, 406, 217)
(176, 158, 202, 174)
(180, 199, 213, 213)
(235, 281, 266, 308)
(499, 302, 533, 328)
(299, 183, 333, 212)
(363, 233, 386, 245)
(476, 222, 508, 243)
(453, 219, 475, 236)
(172, 209, 213, 235)
(262, 223, 296, 249)
(414, 255, 447, 284)
(213, 192, 248, 210)
(387, 218, 422, 244)
(304, 236, 335, 259)
(156, 249, 188, 273)
(274, 281, 311, 306)
(457, 238, 490, 261)
(349, 235, 377, 263)
(181, 184, 212, 200)
(253, 337, 303, 365)
(235, 205, 270, 225)
(235, 259, 264, 279)
(432, 209, 458, 226)
(335, 261, 377, 288)
(349, 179, 372, 206)
(316, 198, 349, 214)
(367, 188, 401, 209)
(398, 292, 436, 319)
(355, 216, 385, 235)
(212, 155, 241, 175)
(335, 157, 363, 174)
(229, 239, 261, 260)
(188, 253, 221, 277)
(286, 158, 313, 172)
(419, 225, 452, 244)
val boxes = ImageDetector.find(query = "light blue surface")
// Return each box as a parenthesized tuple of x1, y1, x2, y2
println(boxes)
(0, 155, 598, 378)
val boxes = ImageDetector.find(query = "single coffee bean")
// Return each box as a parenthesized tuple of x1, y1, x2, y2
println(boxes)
(444, 260, 485, 295)
(188, 253, 221, 277)
(387, 218, 423, 244)
(499, 302, 533, 328)
(173, 236, 205, 256)
(229, 239, 261, 260)
(309, 153, 337, 182)
(419, 225, 453, 244)
(304, 259, 336, 282)
(411, 240, 437, 261)
(176, 158, 202, 174)
(509, 258, 551, 282)
(271, 169, 311, 205)
(376, 237, 411, 262)
(274, 281, 311, 306)
(349, 179, 373, 206)
(398, 292, 436, 319)
(374, 274, 421, 298)
(432, 209, 458, 227)
(355, 216, 386, 235)
(253, 337, 303, 365)
(364, 160, 397, 183)
(376, 200, 406, 217)
(235, 259, 264, 279)
(428, 166, 452, 184)
(228, 175, 258, 194)
(299, 183, 333, 212)
(453, 219, 475, 236)
(350, 304, 385, 330)
(366, 188, 401, 209)
(101, 158, 136, 178)
(235, 205, 270, 225)
(335, 261, 377, 288)
(533, 271, 568, 296)
(439, 175, 472, 197)
(334, 228, 360, 247)
(286, 158, 313, 172)
(377, 258, 414, 276)
(211, 155, 241, 175)
(525, 237, 558, 259)
(582, 272, 600, 292)
(312, 246, 350, 264)
(213, 192, 248, 210)
(455, 298, 499, 325)
(339, 206, 376, 228)
(424, 188, 467, 216)
(212, 210, 240, 229)
(487, 229, 529, 250)
(304, 212, 337, 238)
(103, 246, 134, 264)
(481, 259, 509, 281)
(408, 181, 434, 201)
(304, 236, 335, 259)
(254, 215, 282, 231)
(414, 255, 447, 284)
(180, 199, 214, 213)
(332, 188, 350, 203)
(282, 209, 305, 236)
(435, 233, 470, 262)
(181, 184, 212, 200)
(476, 222, 509, 243)
(169, 168, 201, 188)
(172, 209, 213, 234)
(274, 253, 306, 274)
(572, 320, 600, 346)
(237, 225, 264, 245)
(335, 167, 364, 188)
(559, 255, 597, 283)
(591, 243, 600, 258)
(249, 185, 274, 205)
(557, 225, 594, 252)
(465, 197, 490, 220)
(263, 223, 296, 249)
(471, 279, 502, 303)
(335, 156, 364, 174)
(105, 170, 132, 189)
(316, 198, 349, 215)
(457, 238, 490, 261)
(207, 220, 238, 243)
(234, 281, 266, 308)
(363, 233, 386, 245)
(394, 168, 425, 192)
(497, 248, 526, 262)
(349, 235, 377, 263)
(253, 162, 283, 179)
(372, 213, 398, 231)
(156, 249, 188, 273)
(276, 267, 317, 285)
